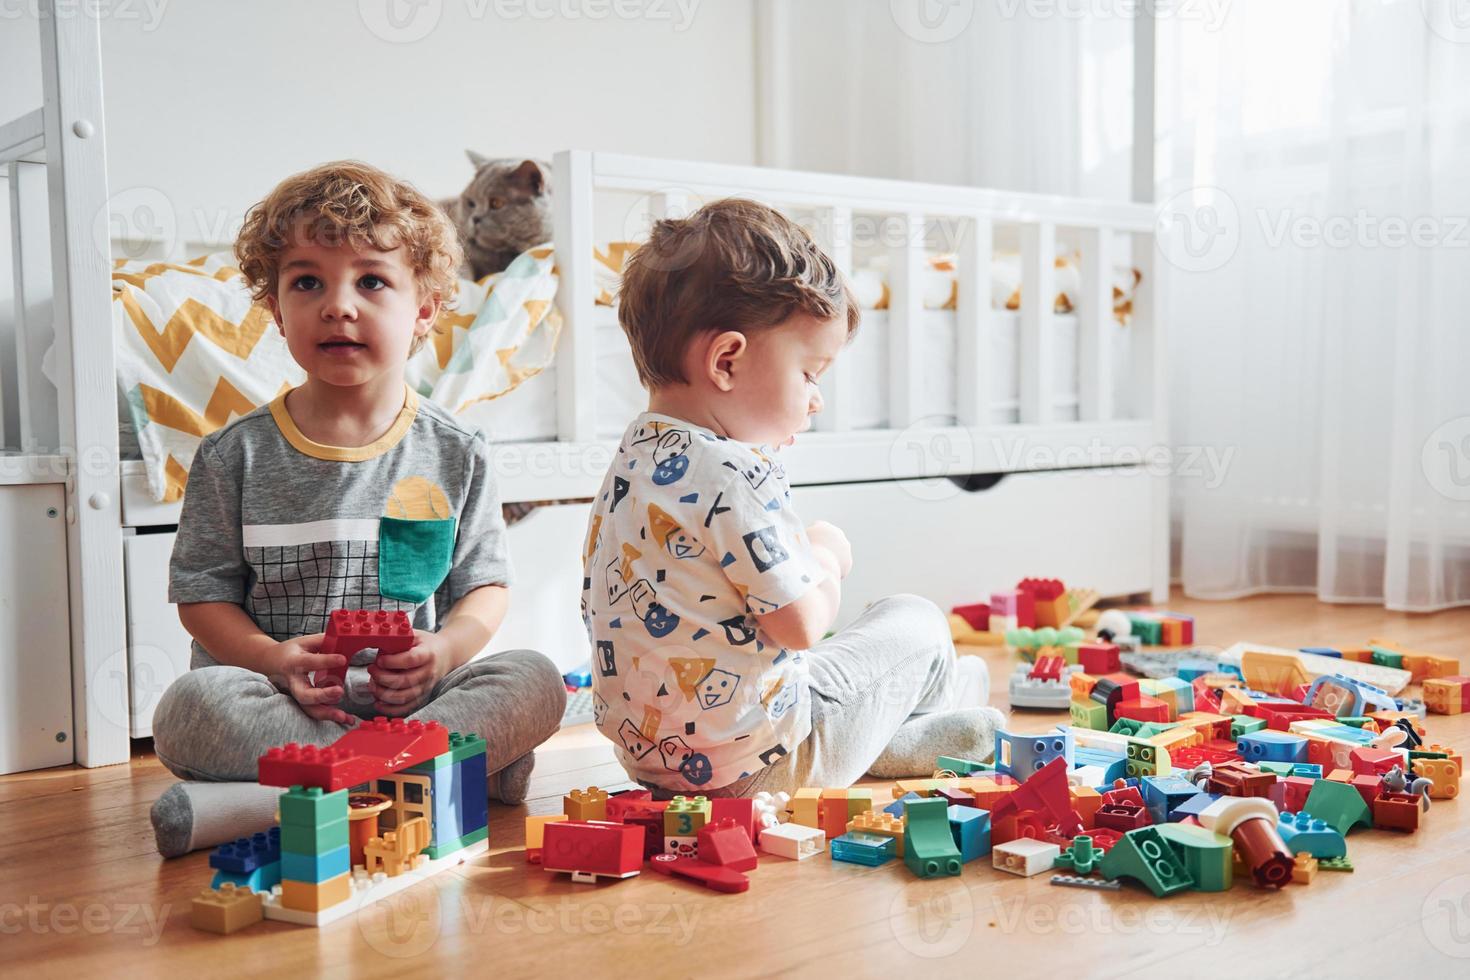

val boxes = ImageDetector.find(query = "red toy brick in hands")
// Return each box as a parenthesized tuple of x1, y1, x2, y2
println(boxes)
(317, 609, 415, 689)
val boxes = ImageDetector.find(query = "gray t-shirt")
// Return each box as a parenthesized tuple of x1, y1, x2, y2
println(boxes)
(169, 386, 511, 666)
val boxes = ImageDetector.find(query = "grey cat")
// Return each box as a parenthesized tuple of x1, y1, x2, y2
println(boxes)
(443, 152, 553, 280)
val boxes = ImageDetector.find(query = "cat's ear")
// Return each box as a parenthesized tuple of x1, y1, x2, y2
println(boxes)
(510, 159, 546, 196)
(466, 149, 493, 169)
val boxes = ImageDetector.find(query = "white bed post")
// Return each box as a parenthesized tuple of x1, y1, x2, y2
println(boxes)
(887, 210, 924, 429)
(8, 159, 59, 452)
(1019, 222, 1057, 424)
(1077, 226, 1114, 422)
(39, 1, 130, 765)
(954, 214, 993, 428)
(553, 150, 597, 443)
(813, 204, 853, 433)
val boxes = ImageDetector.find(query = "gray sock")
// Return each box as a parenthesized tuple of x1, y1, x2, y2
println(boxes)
(151, 781, 282, 858)
(491, 751, 536, 805)
(867, 707, 1007, 779)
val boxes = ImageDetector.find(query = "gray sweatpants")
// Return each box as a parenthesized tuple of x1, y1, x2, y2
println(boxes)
(151, 649, 567, 785)
(653, 594, 1001, 799)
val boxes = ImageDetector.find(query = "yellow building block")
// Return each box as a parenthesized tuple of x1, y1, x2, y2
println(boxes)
(190, 882, 263, 935)
(526, 814, 569, 851)
(281, 872, 351, 913)
(1412, 757, 1460, 800)
(848, 810, 905, 856)
(789, 788, 822, 827)
(564, 786, 608, 821)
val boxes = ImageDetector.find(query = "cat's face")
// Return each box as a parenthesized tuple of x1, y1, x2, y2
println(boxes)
(455, 155, 552, 256)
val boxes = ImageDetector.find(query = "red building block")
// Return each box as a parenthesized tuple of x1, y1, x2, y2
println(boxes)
(1077, 643, 1121, 675)
(1208, 761, 1276, 798)
(257, 718, 449, 791)
(1372, 793, 1421, 833)
(319, 609, 415, 689)
(697, 820, 759, 871)
(990, 758, 1084, 838)
(1114, 697, 1170, 724)
(1350, 747, 1402, 777)
(648, 854, 749, 893)
(710, 798, 758, 842)
(617, 801, 670, 858)
(1094, 803, 1151, 832)
(952, 602, 990, 632)
(542, 821, 645, 881)
(1030, 655, 1066, 682)
(1269, 775, 1315, 813)
(605, 789, 655, 822)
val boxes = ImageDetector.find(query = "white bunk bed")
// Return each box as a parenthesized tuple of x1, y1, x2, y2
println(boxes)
(0, 4, 1167, 771)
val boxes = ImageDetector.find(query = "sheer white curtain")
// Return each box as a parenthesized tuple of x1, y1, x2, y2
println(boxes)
(1162, 0, 1470, 611)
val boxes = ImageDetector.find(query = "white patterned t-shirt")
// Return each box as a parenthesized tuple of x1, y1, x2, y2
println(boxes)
(581, 413, 825, 791)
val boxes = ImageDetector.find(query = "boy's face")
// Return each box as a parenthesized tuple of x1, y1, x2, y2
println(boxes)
(266, 232, 437, 391)
(719, 311, 848, 447)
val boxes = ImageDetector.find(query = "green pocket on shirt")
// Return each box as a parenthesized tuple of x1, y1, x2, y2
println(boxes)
(378, 517, 457, 603)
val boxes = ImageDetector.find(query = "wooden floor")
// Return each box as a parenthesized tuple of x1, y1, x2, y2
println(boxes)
(5, 592, 1470, 978)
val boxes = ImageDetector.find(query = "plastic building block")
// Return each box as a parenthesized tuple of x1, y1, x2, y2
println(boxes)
(457, 751, 489, 840)
(1078, 642, 1121, 675)
(936, 755, 994, 775)
(190, 882, 264, 934)
(210, 827, 283, 876)
(1197, 797, 1294, 888)
(281, 844, 350, 883)
(1115, 697, 1171, 724)
(1125, 739, 1172, 779)
(947, 805, 991, 863)
(710, 797, 759, 841)
(1423, 676, 1468, 715)
(884, 791, 924, 818)
(849, 810, 906, 856)
(210, 862, 282, 895)
(1009, 664, 1075, 710)
(903, 798, 964, 878)
(663, 835, 698, 858)
(1051, 874, 1121, 891)
(280, 872, 352, 913)
(952, 601, 990, 631)
(648, 853, 749, 893)
(1097, 826, 1195, 897)
(697, 820, 758, 871)
(994, 727, 1074, 779)
(604, 789, 654, 820)
(1070, 700, 1110, 730)
(1140, 775, 1204, 824)
(1291, 852, 1319, 885)
(524, 814, 568, 862)
(543, 821, 644, 882)
(1303, 778, 1374, 835)
(1318, 855, 1354, 872)
(1372, 792, 1422, 832)
(1275, 812, 1347, 858)
(319, 609, 414, 688)
(1237, 730, 1308, 765)
(990, 757, 1083, 837)
(993, 838, 1062, 878)
(664, 795, 712, 837)
(758, 822, 825, 860)
(1412, 757, 1460, 799)
(830, 831, 898, 866)
(1154, 823, 1233, 892)
(789, 788, 821, 828)
(259, 719, 450, 791)
(1054, 835, 1101, 875)
(564, 786, 609, 822)
(1207, 761, 1275, 799)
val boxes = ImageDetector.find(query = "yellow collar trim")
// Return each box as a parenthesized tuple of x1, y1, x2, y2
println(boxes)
(270, 385, 419, 462)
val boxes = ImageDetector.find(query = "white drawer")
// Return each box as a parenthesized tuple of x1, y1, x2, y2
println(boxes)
(797, 467, 1157, 629)
(123, 532, 193, 737)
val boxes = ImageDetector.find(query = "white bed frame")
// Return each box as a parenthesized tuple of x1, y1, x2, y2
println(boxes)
(0, 3, 1167, 770)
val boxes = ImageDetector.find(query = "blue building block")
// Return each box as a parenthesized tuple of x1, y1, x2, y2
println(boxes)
(1290, 763, 1323, 779)
(562, 665, 593, 688)
(1237, 730, 1309, 765)
(281, 843, 350, 883)
(1176, 659, 1218, 682)
(1277, 811, 1347, 858)
(995, 727, 1073, 779)
(1074, 746, 1128, 785)
(1300, 647, 1342, 658)
(1140, 775, 1205, 824)
(211, 860, 281, 893)
(1170, 792, 1221, 823)
(830, 831, 897, 867)
(885, 791, 925, 818)
(458, 751, 489, 838)
(947, 805, 992, 863)
(209, 827, 281, 875)
(1304, 674, 1397, 717)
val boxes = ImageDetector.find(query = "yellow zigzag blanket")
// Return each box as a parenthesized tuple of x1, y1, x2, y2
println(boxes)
(113, 245, 560, 502)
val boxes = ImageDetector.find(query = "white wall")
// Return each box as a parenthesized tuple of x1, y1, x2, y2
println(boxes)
(0, 0, 758, 249)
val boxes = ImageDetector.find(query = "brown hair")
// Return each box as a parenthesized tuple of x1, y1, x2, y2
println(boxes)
(235, 161, 463, 354)
(617, 198, 859, 387)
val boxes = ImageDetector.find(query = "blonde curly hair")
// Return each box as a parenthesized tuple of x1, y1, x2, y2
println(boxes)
(235, 161, 463, 354)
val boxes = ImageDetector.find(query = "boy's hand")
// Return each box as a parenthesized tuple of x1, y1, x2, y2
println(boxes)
(367, 630, 452, 717)
(266, 634, 354, 726)
(806, 521, 853, 579)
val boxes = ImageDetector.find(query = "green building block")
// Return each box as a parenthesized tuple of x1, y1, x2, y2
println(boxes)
(1071, 700, 1109, 730)
(278, 786, 349, 828)
(1134, 722, 1179, 739)
(422, 824, 489, 860)
(937, 755, 994, 775)
(903, 798, 963, 879)
(1054, 835, 1101, 875)
(1318, 855, 1354, 872)
(280, 816, 349, 854)
(1110, 717, 1146, 737)
(1155, 823, 1233, 893)
(406, 731, 489, 773)
(1125, 740, 1171, 778)
(1258, 761, 1296, 778)
(1369, 647, 1403, 669)
(1098, 826, 1195, 897)
(1337, 717, 1373, 730)
(1303, 779, 1373, 835)
(1230, 715, 1267, 737)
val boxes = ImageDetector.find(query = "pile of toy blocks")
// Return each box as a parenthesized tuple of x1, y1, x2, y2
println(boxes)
(950, 577, 1100, 645)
